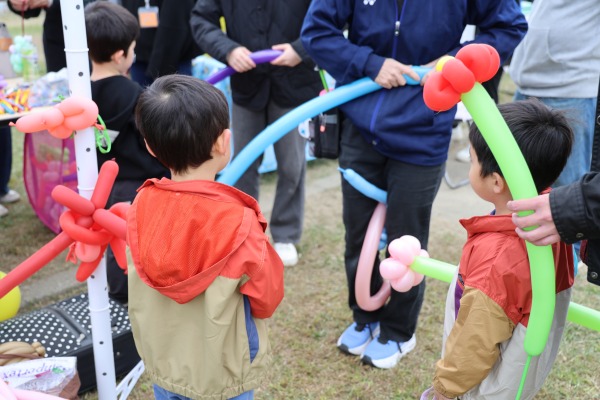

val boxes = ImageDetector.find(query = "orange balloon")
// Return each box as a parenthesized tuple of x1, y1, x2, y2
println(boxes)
(12, 96, 99, 139)
(13, 107, 64, 133)
(75, 242, 102, 263)
(48, 124, 73, 139)
(57, 96, 99, 131)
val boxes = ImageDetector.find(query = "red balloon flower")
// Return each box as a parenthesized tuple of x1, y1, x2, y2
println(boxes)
(423, 44, 500, 112)
(0, 161, 129, 299)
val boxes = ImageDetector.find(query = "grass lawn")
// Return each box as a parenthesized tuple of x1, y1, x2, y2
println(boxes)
(1, 6, 600, 399)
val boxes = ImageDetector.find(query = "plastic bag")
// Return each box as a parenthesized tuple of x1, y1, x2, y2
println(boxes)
(0, 357, 80, 399)
(28, 68, 70, 108)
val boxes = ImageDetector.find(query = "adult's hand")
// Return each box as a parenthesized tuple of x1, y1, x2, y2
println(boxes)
(374, 58, 420, 89)
(226, 46, 256, 73)
(507, 194, 561, 246)
(420, 57, 443, 86)
(9, 0, 50, 11)
(270, 43, 301, 67)
(8, 0, 28, 11)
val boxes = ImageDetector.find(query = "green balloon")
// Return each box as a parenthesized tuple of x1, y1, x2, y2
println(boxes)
(411, 256, 455, 283)
(411, 257, 600, 332)
(461, 83, 556, 357)
(567, 302, 600, 332)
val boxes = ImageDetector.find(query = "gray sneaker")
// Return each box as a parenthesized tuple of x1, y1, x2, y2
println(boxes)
(0, 189, 20, 203)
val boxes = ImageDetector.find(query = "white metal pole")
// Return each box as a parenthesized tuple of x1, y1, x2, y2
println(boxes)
(59, 1, 117, 399)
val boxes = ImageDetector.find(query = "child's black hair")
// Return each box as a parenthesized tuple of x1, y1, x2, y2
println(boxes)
(469, 98, 574, 193)
(85, 2, 139, 63)
(135, 75, 230, 175)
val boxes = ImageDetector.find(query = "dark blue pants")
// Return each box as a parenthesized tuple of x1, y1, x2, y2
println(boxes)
(339, 118, 445, 343)
(154, 385, 253, 400)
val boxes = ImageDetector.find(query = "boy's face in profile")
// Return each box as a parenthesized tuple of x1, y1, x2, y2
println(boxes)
(118, 41, 136, 76)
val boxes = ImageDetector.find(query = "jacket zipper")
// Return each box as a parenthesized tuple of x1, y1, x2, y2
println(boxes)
(368, 0, 407, 134)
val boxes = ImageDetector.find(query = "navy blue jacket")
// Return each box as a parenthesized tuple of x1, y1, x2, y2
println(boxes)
(301, 0, 527, 166)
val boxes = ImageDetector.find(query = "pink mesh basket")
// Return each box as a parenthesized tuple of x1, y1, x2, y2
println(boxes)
(23, 131, 78, 233)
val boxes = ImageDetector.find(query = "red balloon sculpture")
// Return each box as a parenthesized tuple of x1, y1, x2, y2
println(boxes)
(423, 44, 500, 112)
(0, 160, 128, 299)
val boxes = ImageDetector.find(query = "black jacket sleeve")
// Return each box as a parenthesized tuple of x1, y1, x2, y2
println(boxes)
(189, 0, 239, 65)
(551, 172, 600, 243)
(146, 0, 199, 78)
(551, 172, 600, 285)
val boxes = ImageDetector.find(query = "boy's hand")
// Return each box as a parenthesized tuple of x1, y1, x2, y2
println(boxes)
(421, 387, 455, 400)
(375, 59, 420, 89)
(226, 46, 256, 73)
(270, 43, 301, 67)
(507, 194, 561, 246)
(433, 390, 454, 400)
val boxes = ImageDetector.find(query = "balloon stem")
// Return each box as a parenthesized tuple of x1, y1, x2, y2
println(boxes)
(318, 69, 329, 91)
(515, 355, 532, 400)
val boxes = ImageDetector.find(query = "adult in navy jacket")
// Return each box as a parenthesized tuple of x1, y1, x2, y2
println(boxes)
(301, 0, 527, 369)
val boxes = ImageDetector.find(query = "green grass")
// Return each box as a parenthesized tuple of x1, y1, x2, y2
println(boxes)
(1, 9, 600, 398)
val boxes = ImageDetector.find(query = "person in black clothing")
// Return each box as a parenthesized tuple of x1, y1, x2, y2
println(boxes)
(190, 0, 322, 267)
(85, 1, 169, 304)
(120, 0, 201, 86)
(508, 172, 600, 286)
(508, 78, 600, 287)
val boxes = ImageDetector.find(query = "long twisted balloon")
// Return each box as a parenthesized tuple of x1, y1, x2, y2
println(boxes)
(423, 43, 554, 357)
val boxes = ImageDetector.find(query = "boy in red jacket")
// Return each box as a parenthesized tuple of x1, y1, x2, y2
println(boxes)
(126, 75, 284, 400)
(429, 99, 574, 399)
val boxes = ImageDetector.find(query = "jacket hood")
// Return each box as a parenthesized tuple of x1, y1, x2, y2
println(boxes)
(460, 214, 517, 238)
(127, 178, 267, 303)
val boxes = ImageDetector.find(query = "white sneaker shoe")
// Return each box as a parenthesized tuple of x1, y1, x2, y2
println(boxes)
(274, 243, 299, 267)
(0, 189, 20, 203)
(0, 204, 7, 218)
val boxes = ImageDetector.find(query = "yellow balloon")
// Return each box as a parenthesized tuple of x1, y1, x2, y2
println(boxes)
(435, 55, 455, 72)
(0, 271, 21, 321)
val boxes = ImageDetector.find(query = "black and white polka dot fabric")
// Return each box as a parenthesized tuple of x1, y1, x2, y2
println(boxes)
(0, 294, 131, 357)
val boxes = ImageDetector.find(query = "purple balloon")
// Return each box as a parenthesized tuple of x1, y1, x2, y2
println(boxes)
(205, 49, 283, 84)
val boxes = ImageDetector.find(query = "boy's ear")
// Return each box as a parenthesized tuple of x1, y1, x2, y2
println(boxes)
(213, 129, 231, 156)
(491, 172, 507, 194)
(144, 139, 156, 158)
(111, 49, 125, 63)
